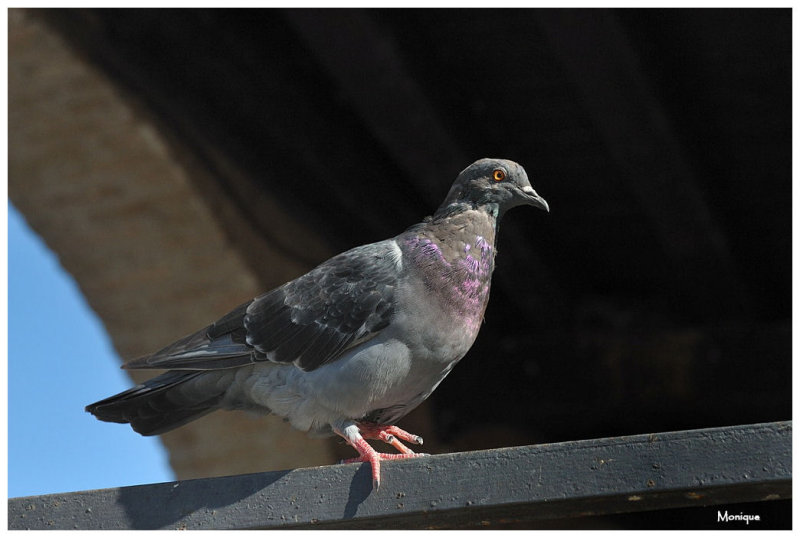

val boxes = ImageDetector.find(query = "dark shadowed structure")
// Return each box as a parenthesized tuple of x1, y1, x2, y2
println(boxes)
(9, 8, 790, 529)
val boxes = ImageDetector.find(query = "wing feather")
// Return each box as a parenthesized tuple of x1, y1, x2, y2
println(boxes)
(245, 241, 399, 370)
(124, 240, 400, 373)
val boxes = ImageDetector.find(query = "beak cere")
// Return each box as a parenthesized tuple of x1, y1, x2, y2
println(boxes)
(521, 185, 550, 213)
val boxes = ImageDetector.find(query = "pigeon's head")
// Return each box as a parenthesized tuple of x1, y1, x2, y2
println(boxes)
(439, 158, 549, 218)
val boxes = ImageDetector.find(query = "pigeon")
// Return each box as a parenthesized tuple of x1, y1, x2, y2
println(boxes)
(86, 157, 549, 489)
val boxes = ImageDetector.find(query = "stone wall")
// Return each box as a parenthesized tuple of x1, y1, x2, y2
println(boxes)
(8, 9, 337, 480)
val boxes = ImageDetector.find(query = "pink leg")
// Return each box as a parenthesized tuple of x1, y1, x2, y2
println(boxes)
(336, 423, 428, 490)
(357, 422, 424, 454)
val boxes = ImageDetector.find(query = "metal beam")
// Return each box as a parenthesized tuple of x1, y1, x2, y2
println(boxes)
(9, 421, 790, 529)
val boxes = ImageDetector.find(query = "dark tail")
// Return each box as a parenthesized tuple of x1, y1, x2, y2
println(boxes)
(85, 371, 226, 436)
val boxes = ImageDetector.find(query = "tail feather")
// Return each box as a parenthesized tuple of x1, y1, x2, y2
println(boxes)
(86, 371, 225, 436)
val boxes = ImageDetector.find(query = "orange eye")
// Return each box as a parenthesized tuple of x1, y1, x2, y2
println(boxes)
(492, 169, 506, 181)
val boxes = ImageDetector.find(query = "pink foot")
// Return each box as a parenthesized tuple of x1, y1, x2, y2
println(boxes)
(336, 423, 428, 490)
(357, 422, 424, 454)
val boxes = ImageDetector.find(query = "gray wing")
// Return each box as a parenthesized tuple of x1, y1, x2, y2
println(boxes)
(124, 241, 399, 372)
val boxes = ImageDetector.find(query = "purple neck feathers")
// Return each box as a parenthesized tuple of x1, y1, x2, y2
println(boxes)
(400, 209, 498, 333)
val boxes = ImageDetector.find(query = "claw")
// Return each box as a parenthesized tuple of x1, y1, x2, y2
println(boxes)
(336, 423, 429, 490)
(358, 423, 424, 449)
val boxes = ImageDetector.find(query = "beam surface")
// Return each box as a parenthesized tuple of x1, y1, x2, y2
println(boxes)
(8, 421, 791, 530)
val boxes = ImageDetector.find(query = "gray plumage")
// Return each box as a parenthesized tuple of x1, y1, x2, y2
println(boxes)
(87, 157, 549, 487)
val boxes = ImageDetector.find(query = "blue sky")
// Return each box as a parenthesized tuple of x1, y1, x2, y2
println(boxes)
(8, 202, 173, 497)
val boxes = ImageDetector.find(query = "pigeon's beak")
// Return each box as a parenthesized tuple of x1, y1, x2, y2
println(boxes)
(520, 185, 550, 213)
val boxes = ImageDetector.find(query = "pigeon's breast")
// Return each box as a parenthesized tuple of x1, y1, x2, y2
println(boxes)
(400, 232, 495, 351)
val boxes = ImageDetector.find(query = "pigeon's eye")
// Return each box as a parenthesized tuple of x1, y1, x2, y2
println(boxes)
(492, 169, 506, 182)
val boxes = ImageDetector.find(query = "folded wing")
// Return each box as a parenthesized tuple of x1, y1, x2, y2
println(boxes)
(124, 241, 399, 372)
